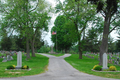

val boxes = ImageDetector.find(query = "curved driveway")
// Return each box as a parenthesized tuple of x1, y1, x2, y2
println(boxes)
(0, 53, 119, 80)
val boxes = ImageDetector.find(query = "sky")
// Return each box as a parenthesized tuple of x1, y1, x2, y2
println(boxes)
(42, 0, 119, 46)
(42, 0, 64, 46)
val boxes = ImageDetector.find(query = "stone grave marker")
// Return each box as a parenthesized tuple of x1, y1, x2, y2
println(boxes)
(7, 55, 11, 61)
(16, 51, 22, 69)
(2, 57, 7, 62)
(102, 53, 108, 70)
(117, 57, 119, 65)
(108, 54, 112, 63)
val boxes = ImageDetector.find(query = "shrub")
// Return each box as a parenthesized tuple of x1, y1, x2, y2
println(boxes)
(37, 46, 50, 53)
(109, 66, 117, 71)
(93, 65, 102, 71)
(21, 65, 29, 69)
(7, 65, 15, 69)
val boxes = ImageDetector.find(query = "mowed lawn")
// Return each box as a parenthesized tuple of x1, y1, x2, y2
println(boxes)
(0, 53, 49, 78)
(65, 54, 120, 79)
(48, 53, 65, 57)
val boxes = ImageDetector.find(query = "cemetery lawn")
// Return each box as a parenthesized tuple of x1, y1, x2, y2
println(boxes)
(47, 53, 64, 57)
(65, 54, 120, 79)
(0, 54, 49, 78)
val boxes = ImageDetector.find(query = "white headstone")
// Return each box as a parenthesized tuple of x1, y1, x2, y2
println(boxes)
(16, 51, 22, 69)
(102, 53, 108, 70)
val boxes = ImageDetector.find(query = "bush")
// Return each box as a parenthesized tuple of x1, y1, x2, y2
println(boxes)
(93, 65, 102, 71)
(7, 65, 15, 69)
(69, 50, 77, 54)
(37, 46, 50, 53)
(21, 65, 29, 69)
(109, 66, 117, 71)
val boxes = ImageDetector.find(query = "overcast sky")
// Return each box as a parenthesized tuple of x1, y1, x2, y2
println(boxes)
(42, 0, 119, 46)
(42, 0, 64, 46)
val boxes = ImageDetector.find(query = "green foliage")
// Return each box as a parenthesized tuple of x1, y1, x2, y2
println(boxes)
(7, 65, 15, 69)
(37, 46, 50, 53)
(109, 66, 117, 71)
(69, 50, 77, 54)
(93, 65, 102, 71)
(21, 65, 29, 69)
(56, 0, 96, 58)
(51, 15, 73, 51)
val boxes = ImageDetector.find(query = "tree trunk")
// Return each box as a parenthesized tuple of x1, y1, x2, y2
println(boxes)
(31, 38, 36, 57)
(78, 38, 82, 59)
(99, 13, 111, 65)
(26, 37, 30, 59)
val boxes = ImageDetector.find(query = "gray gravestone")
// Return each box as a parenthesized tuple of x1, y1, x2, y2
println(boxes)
(16, 51, 22, 69)
(2, 57, 7, 62)
(117, 57, 119, 65)
(102, 53, 108, 70)
(7, 55, 11, 61)
(10, 56, 14, 60)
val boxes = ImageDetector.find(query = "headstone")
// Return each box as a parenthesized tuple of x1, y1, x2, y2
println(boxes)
(117, 57, 119, 65)
(108, 55, 112, 63)
(10, 56, 14, 60)
(102, 53, 108, 70)
(114, 60, 117, 65)
(7, 55, 11, 61)
(16, 51, 22, 69)
(10, 51, 14, 56)
(2, 57, 7, 62)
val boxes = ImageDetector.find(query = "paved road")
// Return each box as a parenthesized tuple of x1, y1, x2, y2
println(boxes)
(0, 53, 119, 80)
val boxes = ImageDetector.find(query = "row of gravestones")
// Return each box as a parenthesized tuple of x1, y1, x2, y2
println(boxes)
(84, 53, 120, 66)
(2, 55, 14, 62)
(0, 51, 16, 62)
(0, 51, 26, 62)
(108, 53, 120, 66)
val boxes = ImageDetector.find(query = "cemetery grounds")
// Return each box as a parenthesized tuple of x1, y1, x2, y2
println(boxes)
(65, 53, 120, 79)
(0, 52, 48, 78)
(0, 52, 120, 79)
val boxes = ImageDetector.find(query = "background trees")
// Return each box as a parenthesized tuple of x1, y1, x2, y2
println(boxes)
(0, 0, 52, 59)
(56, 0, 96, 58)
(51, 15, 73, 52)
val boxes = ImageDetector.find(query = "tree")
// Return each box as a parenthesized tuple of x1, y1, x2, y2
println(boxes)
(0, 0, 52, 58)
(56, 0, 96, 59)
(83, 16, 104, 52)
(88, 0, 120, 65)
(51, 15, 73, 52)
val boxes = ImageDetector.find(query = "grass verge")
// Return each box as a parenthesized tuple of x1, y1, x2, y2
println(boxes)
(0, 53, 49, 78)
(47, 53, 64, 57)
(65, 54, 120, 79)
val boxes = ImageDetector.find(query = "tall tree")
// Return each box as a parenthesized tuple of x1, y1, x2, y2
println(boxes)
(51, 15, 73, 52)
(56, 0, 96, 59)
(88, 0, 120, 65)
(0, 0, 52, 58)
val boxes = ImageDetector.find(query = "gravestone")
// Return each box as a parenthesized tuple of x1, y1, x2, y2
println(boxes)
(10, 56, 14, 60)
(2, 57, 7, 62)
(102, 53, 108, 70)
(117, 57, 119, 65)
(114, 60, 117, 65)
(108, 55, 112, 63)
(7, 55, 11, 61)
(16, 51, 22, 69)
(10, 51, 14, 56)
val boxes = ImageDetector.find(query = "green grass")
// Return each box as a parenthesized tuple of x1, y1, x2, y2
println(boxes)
(65, 54, 120, 79)
(47, 53, 65, 57)
(0, 53, 49, 78)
